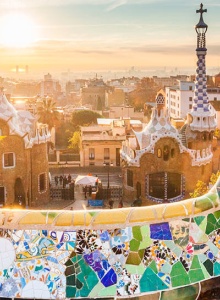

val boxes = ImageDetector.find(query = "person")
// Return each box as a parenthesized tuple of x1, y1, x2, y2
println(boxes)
(109, 200, 114, 209)
(68, 174, 72, 183)
(59, 175, 63, 186)
(63, 175, 67, 188)
(88, 185, 92, 197)
(84, 185, 88, 199)
(118, 200, 123, 208)
(54, 176, 58, 186)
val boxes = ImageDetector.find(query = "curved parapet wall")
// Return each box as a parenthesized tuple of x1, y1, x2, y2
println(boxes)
(0, 178, 220, 299)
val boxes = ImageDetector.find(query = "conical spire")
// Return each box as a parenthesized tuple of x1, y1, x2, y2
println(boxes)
(188, 3, 216, 132)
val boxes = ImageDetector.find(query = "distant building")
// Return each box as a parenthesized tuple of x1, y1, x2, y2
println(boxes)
(81, 77, 111, 110)
(165, 81, 220, 119)
(213, 73, 220, 87)
(80, 118, 142, 167)
(0, 89, 51, 207)
(40, 73, 61, 99)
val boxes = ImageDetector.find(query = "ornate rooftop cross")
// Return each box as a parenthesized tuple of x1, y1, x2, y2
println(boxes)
(196, 3, 207, 17)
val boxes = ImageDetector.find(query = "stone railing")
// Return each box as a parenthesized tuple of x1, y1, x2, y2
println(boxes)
(0, 178, 220, 299)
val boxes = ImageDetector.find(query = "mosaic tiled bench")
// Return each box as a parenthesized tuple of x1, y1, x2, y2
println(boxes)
(0, 178, 220, 299)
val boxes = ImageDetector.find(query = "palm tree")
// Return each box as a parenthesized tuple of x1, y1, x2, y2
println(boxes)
(37, 97, 60, 130)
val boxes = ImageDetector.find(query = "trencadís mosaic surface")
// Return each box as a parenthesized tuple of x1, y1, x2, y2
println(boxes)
(0, 180, 219, 299)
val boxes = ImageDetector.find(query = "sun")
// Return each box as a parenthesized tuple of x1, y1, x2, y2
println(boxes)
(0, 13, 38, 48)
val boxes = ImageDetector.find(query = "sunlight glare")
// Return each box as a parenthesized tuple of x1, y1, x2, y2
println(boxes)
(0, 13, 38, 48)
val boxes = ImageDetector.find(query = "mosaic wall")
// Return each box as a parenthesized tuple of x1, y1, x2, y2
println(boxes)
(0, 210, 220, 299)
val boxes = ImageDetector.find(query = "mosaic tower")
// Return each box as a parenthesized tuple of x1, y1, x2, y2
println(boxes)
(187, 3, 216, 133)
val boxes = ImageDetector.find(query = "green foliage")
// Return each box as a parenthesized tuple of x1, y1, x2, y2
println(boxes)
(55, 122, 75, 148)
(71, 110, 103, 129)
(190, 171, 220, 198)
(68, 131, 80, 153)
(210, 171, 220, 186)
(190, 180, 208, 198)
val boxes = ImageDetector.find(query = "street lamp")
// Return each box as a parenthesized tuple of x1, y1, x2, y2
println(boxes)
(103, 162, 113, 207)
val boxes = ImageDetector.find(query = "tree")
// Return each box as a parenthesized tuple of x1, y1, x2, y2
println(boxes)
(71, 110, 103, 130)
(68, 131, 80, 153)
(37, 97, 60, 130)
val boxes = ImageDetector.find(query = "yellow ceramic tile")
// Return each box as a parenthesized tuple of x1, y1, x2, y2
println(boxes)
(72, 211, 93, 226)
(92, 210, 129, 225)
(162, 203, 188, 219)
(19, 212, 47, 225)
(54, 212, 73, 226)
(129, 207, 156, 223)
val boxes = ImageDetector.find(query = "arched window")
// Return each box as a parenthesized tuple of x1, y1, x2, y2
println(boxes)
(157, 148, 162, 158)
(171, 148, 175, 158)
(163, 146, 169, 161)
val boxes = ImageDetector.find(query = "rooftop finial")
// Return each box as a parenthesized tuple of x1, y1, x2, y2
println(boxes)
(196, 3, 207, 17)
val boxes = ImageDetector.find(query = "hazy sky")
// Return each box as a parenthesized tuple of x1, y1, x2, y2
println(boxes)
(0, 0, 219, 74)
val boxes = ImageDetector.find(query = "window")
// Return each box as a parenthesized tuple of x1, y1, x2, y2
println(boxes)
(189, 97, 192, 101)
(89, 148, 95, 160)
(3, 152, 15, 168)
(189, 86, 193, 91)
(189, 104, 192, 109)
(157, 148, 162, 158)
(127, 170, 133, 187)
(39, 173, 46, 192)
(163, 146, 169, 161)
(104, 148, 110, 160)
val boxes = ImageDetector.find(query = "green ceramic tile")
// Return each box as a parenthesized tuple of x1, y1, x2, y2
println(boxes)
(87, 271, 99, 290)
(214, 262, 220, 276)
(161, 262, 172, 274)
(130, 239, 141, 251)
(126, 264, 145, 275)
(132, 226, 142, 241)
(139, 236, 153, 249)
(200, 263, 211, 279)
(141, 224, 150, 237)
(66, 274, 76, 286)
(189, 268, 205, 283)
(89, 282, 104, 298)
(164, 241, 182, 257)
(214, 210, 220, 220)
(203, 259, 213, 276)
(190, 256, 201, 270)
(195, 198, 213, 211)
(66, 286, 76, 298)
(170, 262, 190, 287)
(126, 251, 142, 265)
(160, 283, 199, 300)
(138, 248, 145, 260)
(149, 260, 158, 274)
(140, 267, 168, 292)
(198, 254, 207, 263)
(207, 241, 219, 256)
(182, 218, 190, 222)
(206, 214, 217, 234)
(194, 216, 205, 227)
(98, 284, 116, 297)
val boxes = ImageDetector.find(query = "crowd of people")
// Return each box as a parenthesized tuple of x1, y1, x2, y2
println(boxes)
(54, 174, 72, 188)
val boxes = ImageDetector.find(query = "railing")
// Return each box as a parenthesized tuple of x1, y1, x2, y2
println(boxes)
(0, 178, 220, 299)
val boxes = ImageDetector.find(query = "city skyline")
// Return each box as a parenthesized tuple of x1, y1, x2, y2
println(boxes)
(0, 0, 220, 75)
